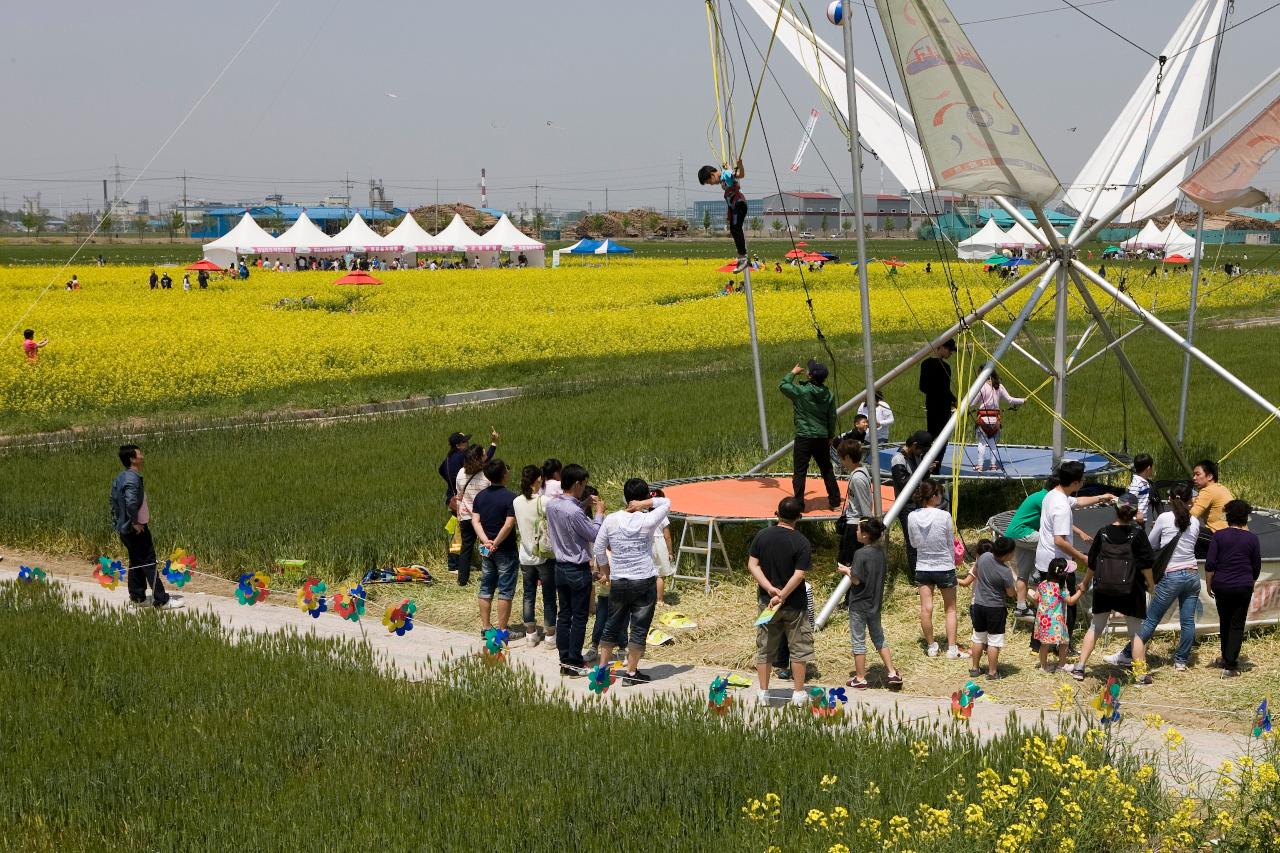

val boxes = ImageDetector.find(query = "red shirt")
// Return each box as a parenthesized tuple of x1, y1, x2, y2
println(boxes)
(22, 339, 38, 362)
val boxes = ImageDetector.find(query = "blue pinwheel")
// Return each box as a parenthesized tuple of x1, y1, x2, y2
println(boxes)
(1254, 698, 1272, 738)
(17, 564, 46, 582)
(587, 664, 616, 695)
(708, 675, 733, 714)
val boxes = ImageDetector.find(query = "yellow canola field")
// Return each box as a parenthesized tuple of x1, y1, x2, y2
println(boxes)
(0, 260, 1270, 420)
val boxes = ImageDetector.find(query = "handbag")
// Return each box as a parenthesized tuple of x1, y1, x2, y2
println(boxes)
(953, 535, 967, 566)
(835, 514, 848, 535)
(533, 495, 554, 559)
(1150, 535, 1178, 585)
(449, 522, 463, 555)
(976, 408, 1003, 438)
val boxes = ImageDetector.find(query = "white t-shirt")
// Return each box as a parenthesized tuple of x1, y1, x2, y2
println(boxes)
(857, 400, 894, 443)
(512, 493, 547, 566)
(454, 468, 490, 520)
(652, 517, 674, 576)
(1126, 474, 1151, 520)
(591, 498, 672, 581)
(1035, 489, 1078, 572)
(907, 506, 954, 573)
(541, 479, 563, 498)
(1148, 511, 1200, 570)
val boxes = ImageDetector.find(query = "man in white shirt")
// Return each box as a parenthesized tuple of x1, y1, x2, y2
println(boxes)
(591, 478, 671, 683)
(1035, 460, 1114, 644)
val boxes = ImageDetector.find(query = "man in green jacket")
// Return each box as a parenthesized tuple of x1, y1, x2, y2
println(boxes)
(781, 360, 841, 510)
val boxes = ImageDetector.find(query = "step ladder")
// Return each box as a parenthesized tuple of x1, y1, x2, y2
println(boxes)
(673, 516, 732, 593)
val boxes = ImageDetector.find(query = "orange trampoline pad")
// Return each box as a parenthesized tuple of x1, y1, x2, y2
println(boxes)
(658, 474, 897, 522)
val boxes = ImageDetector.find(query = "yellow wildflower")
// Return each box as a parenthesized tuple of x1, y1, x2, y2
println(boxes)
(910, 740, 930, 762)
(1084, 729, 1106, 747)
(1142, 712, 1165, 729)
(829, 845, 851, 853)
(1163, 726, 1185, 750)
(864, 781, 882, 798)
(820, 774, 838, 789)
(1134, 765, 1154, 783)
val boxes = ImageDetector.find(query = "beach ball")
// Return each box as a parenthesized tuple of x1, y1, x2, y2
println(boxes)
(826, 1, 844, 25)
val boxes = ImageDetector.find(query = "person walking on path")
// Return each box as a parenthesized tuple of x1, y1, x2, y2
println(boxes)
(1206, 499, 1261, 678)
(918, 339, 957, 464)
(780, 360, 840, 510)
(748, 497, 814, 706)
(109, 445, 182, 611)
(592, 479, 672, 683)
(546, 464, 605, 676)
(1190, 459, 1234, 558)
(971, 372, 1024, 472)
(471, 459, 519, 634)
(514, 465, 555, 646)
(438, 428, 498, 574)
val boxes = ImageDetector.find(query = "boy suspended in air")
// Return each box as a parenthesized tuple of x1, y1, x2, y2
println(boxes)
(699, 158, 748, 272)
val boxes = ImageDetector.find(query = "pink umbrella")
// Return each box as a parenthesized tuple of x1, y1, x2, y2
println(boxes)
(333, 271, 383, 286)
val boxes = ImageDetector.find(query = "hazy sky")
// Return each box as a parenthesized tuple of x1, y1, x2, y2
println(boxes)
(2, 0, 1277, 215)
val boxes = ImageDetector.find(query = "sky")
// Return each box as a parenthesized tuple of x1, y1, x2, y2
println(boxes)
(1, 0, 1277, 216)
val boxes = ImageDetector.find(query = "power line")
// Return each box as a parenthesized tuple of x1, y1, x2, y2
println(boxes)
(1057, 0, 1156, 59)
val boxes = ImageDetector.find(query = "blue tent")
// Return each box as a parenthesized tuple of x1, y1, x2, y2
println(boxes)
(1001, 257, 1036, 267)
(565, 238, 634, 254)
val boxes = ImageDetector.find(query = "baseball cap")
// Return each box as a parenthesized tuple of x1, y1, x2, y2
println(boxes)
(807, 358, 829, 383)
(940, 338, 957, 352)
(448, 431, 470, 447)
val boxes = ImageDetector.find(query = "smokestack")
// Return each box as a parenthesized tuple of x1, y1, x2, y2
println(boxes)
(480, 168, 487, 208)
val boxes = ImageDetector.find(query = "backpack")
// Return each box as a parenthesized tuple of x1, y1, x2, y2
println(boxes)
(532, 495, 554, 560)
(1093, 529, 1137, 595)
(976, 408, 1002, 438)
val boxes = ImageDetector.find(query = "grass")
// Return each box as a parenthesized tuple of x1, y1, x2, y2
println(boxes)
(8, 579, 1269, 852)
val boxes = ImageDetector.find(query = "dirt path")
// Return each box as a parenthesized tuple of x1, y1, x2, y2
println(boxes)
(1, 546, 1250, 782)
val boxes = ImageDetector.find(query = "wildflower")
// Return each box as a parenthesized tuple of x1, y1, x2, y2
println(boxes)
(1057, 839, 1076, 853)
(859, 817, 882, 839)
(1214, 811, 1234, 832)
(864, 781, 881, 798)
(910, 740, 930, 762)
(806, 808, 826, 828)
(888, 814, 911, 839)
(1134, 765, 1154, 783)
(1084, 728, 1106, 747)
(1141, 712, 1165, 729)
(1162, 726, 1185, 750)
(820, 774, 839, 789)
(831, 806, 850, 826)
(1051, 684, 1074, 711)
(829, 845, 851, 853)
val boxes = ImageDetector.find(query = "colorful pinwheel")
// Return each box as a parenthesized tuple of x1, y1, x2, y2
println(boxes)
(588, 664, 616, 695)
(707, 675, 734, 715)
(333, 583, 366, 623)
(1253, 698, 1272, 738)
(951, 680, 985, 721)
(17, 564, 46, 582)
(94, 557, 126, 590)
(382, 599, 416, 636)
(162, 549, 196, 588)
(1090, 675, 1122, 726)
(296, 577, 328, 619)
(809, 685, 845, 721)
(482, 627, 510, 663)
(236, 571, 271, 606)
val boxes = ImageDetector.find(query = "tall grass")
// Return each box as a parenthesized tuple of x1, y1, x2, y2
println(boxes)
(2, 581, 1231, 853)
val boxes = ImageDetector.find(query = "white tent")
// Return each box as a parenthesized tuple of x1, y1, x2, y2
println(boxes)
(957, 218, 1008, 259)
(480, 214, 545, 267)
(998, 222, 1043, 248)
(270, 211, 346, 256)
(202, 213, 278, 268)
(434, 214, 501, 265)
(385, 213, 453, 254)
(1160, 219, 1198, 258)
(331, 213, 402, 256)
(1121, 219, 1166, 250)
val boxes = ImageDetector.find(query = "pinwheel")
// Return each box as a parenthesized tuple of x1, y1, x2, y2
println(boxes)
(482, 627, 510, 663)
(951, 680, 985, 721)
(332, 584, 366, 623)
(587, 664, 616, 695)
(296, 577, 327, 619)
(1253, 698, 1272, 738)
(17, 564, 46, 582)
(1090, 675, 1122, 726)
(235, 571, 271, 606)
(162, 549, 196, 588)
(94, 557, 126, 590)
(707, 675, 733, 715)
(809, 686, 845, 721)
(382, 599, 416, 636)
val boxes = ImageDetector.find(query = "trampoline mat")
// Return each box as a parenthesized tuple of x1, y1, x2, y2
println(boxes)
(877, 443, 1123, 482)
(657, 474, 896, 522)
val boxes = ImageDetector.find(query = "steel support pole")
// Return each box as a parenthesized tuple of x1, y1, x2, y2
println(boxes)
(841, 0, 881, 507)
(1067, 325, 1145, 375)
(742, 265, 770, 452)
(1065, 321, 1097, 370)
(748, 261, 1050, 473)
(817, 262, 1060, 628)
(1065, 266, 1192, 475)
(980, 320, 1052, 375)
(1177, 208, 1206, 444)
(1051, 261, 1069, 465)
(1071, 259, 1280, 422)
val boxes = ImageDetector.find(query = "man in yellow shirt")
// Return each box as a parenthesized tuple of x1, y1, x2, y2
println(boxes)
(1190, 459, 1234, 558)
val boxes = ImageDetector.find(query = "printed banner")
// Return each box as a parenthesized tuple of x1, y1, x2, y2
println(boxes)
(873, 0, 1059, 202)
(1180, 93, 1280, 213)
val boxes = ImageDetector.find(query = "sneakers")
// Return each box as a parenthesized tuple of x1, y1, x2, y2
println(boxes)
(790, 690, 808, 706)
(1104, 651, 1133, 667)
(733, 256, 750, 273)
(986, 670, 1004, 681)
(926, 642, 940, 658)
(886, 672, 903, 689)
(527, 630, 543, 648)
(1070, 664, 1086, 682)
(1135, 674, 1154, 686)
(946, 646, 963, 660)
(154, 598, 185, 611)
(774, 667, 792, 680)
(847, 678, 869, 690)
(621, 670, 651, 685)
(1013, 604, 1032, 619)
(1173, 660, 1188, 673)
(583, 647, 600, 664)
(559, 665, 585, 678)
(1221, 668, 1240, 679)
(968, 668, 983, 678)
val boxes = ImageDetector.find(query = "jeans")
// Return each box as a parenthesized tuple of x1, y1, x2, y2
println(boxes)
(521, 560, 556, 628)
(728, 199, 748, 256)
(592, 593, 611, 646)
(792, 436, 840, 508)
(554, 561, 592, 667)
(1215, 586, 1253, 670)
(1122, 569, 1201, 663)
(456, 520, 478, 586)
(602, 576, 657, 649)
(119, 525, 169, 606)
(478, 549, 519, 601)
(849, 607, 886, 655)
(925, 402, 951, 463)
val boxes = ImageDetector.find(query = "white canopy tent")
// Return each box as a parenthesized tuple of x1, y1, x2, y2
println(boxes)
(957, 218, 1008, 259)
(1160, 219, 1198, 258)
(202, 213, 278, 269)
(480, 214, 545, 267)
(1121, 219, 1167, 250)
(267, 212, 347, 261)
(384, 213, 453, 257)
(331, 213, 402, 259)
(434, 214, 500, 265)
(998, 222, 1044, 249)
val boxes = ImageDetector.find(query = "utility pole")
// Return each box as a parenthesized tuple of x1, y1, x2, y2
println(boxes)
(533, 181, 539, 214)
(604, 187, 608, 213)
(666, 184, 671, 219)
(182, 170, 189, 239)
(435, 179, 440, 232)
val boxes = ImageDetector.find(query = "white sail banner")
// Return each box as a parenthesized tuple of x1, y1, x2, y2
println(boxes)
(1180, 93, 1280, 213)
(791, 108, 821, 172)
(872, 0, 1059, 202)
(742, 0, 934, 193)
(1065, 0, 1227, 223)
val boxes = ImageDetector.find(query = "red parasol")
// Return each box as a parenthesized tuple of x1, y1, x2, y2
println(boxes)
(1163, 254, 1191, 264)
(333, 270, 383, 286)
(795, 241, 808, 247)
(802, 252, 828, 262)
(784, 248, 809, 259)
(185, 259, 222, 271)
(881, 257, 907, 267)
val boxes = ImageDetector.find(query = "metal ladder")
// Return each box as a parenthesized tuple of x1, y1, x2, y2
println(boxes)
(673, 516, 732, 593)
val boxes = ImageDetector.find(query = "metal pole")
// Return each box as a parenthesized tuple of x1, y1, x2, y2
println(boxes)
(817, 262, 1061, 628)
(1071, 259, 1280, 421)
(1177, 208, 1206, 443)
(841, 0, 881, 507)
(1067, 325, 1146, 375)
(981, 320, 1052, 375)
(742, 265, 770, 452)
(1065, 266, 1192, 475)
(748, 261, 1050, 473)
(1072, 65, 1280, 248)
(1052, 262, 1068, 464)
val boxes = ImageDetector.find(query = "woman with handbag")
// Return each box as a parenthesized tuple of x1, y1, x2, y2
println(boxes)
(454, 445, 492, 586)
(971, 372, 1024, 473)
(514, 465, 556, 646)
(836, 440, 875, 572)
(439, 429, 498, 572)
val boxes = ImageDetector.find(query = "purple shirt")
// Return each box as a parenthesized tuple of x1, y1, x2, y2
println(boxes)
(1206, 526, 1261, 592)
(545, 493, 603, 565)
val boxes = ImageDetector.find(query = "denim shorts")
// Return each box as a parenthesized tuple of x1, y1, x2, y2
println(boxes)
(479, 549, 519, 601)
(915, 569, 957, 589)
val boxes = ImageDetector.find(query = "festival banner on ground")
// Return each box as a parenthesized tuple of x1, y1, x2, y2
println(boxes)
(873, 0, 1060, 203)
(1179, 93, 1280, 213)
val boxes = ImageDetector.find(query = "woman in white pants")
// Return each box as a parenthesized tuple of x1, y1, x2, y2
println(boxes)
(972, 372, 1024, 472)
